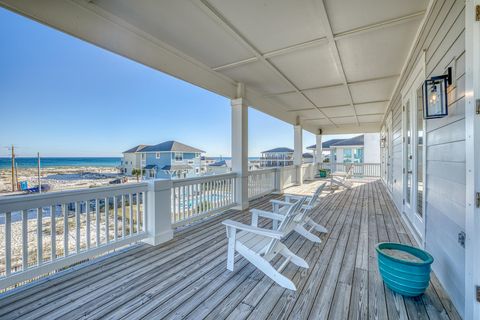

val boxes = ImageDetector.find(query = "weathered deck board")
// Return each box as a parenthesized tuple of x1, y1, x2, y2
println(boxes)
(0, 179, 460, 319)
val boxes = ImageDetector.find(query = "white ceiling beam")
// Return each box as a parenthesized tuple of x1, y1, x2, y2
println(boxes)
(211, 11, 424, 72)
(333, 11, 425, 41)
(262, 74, 400, 98)
(195, 0, 338, 127)
(212, 37, 328, 71)
(310, 0, 359, 126)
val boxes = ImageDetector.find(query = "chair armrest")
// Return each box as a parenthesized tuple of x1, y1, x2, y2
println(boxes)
(222, 219, 283, 239)
(302, 204, 314, 211)
(250, 209, 286, 222)
(284, 194, 311, 202)
(270, 199, 296, 207)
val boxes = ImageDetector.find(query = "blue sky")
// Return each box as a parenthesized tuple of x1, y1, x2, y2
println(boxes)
(0, 8, 355, 158)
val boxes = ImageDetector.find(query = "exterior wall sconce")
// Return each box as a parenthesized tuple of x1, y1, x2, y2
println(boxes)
(423, 67, 452, 119)
(380, 137, 386, 148)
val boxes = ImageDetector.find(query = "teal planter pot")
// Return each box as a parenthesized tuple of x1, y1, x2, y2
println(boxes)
(376, 242, 434, 297)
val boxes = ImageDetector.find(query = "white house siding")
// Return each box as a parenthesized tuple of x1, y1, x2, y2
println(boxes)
(382, 0, 466, 316)
(364, 133, 380, 163)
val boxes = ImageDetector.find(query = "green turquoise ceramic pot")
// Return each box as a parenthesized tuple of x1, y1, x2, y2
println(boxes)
(376, 242, 434, 297)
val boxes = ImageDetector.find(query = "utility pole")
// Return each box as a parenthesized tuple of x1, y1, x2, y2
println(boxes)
(11, 145, 15, 192)
(37, 152, 41, 193)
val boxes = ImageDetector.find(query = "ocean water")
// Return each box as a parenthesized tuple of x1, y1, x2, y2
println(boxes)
(0, 156, 261, 169)
(0, 157, 121, 169)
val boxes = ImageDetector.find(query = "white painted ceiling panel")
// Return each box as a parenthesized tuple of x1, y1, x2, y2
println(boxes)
(269, 45, 342, 90)
(337, 21, 422, 82)
(358, 114, 384, 123)
(271, 92, 313, 110)
(305, 118, 333, 126)
(324, 0, 428, 34)
(220, 61, 292, 94)
(207, 0, 325, 53)
(304, 85, 350, 107)
(350, 77, 398, 103)
(93, 0, 253, 68)
(321, 105, 355, 117)
(296, 109, 325, 119)
(355, 101, 389, 115)
(331, 116, 357, 125)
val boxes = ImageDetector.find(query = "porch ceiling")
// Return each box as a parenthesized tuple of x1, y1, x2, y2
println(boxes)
(0, 0, 428, 134)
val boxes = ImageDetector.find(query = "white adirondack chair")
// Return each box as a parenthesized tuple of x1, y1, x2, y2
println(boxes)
(261, 182, 328, 243)
(330, 164, 354, 189)
(222, 198, 308, 290)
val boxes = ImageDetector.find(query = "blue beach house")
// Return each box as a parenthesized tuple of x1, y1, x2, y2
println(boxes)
(121, 141, 205, 179)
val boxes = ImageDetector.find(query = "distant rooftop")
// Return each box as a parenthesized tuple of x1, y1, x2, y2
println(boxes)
(123, 144, 150, 153)
(307, 135, 364, 150)
(208, 160, 227, 167)
(124, 140, 205, 153)
(261, 147, 294, 153)
(161, 164, 193, 171)
(302, 153, 314, 159)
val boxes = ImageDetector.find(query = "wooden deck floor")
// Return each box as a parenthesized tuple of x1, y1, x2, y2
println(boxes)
(0, 179, 461, 319)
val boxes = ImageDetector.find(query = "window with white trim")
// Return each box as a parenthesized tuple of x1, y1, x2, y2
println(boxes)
(174, 152, 183, 161)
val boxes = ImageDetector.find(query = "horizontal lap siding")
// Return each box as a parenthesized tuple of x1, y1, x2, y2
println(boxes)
(382, 0, 466, 316)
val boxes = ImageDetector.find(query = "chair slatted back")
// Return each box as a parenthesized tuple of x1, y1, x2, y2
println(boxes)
(264, 197, 306, 257)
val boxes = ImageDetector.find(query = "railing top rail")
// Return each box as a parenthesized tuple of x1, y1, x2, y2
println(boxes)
(171, 172, 237, 186)
(0, 182, 148, 213)
(248, 168, 277, 175)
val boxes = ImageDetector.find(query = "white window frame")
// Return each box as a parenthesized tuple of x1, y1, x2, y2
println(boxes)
(174, 152, 183, 162)
(155, 152, 161, 159)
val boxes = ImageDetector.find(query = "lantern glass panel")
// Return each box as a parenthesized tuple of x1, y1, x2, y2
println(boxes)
(423, 76, 448, 119)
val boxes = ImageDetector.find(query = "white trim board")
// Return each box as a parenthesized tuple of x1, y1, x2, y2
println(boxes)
(465, 0, 480, 319)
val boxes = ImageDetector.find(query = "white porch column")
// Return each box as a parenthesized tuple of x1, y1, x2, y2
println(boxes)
(232, 96, 249, 210)
(294, 124, 303, 185)
(315, 132, 323, 164)
(144, 179, 174, 246)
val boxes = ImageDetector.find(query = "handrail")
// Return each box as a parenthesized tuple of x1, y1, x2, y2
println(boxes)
(0, 183, 148, 290)
(171, 173, 236, 226)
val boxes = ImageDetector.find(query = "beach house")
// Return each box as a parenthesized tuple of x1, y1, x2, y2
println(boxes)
(121, 141, 205, 179)
(307, 133, 380, 164)
(1, 1, 480, 318)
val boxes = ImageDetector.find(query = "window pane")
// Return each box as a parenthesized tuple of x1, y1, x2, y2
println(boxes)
(416, 86, 424, 216)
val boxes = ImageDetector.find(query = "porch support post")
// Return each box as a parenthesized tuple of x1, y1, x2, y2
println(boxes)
(143, 179, 173, 246)
(231, 87, 249, 210)
(315, 132, 323, 165)
(294, 124, 303, 185)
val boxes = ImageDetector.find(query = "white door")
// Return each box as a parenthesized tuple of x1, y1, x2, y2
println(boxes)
(402, 60, 426, 243)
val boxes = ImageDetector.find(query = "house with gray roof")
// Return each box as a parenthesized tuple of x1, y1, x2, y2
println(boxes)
(120, 140, 205, 179)
(260, 148, 315, 168)
(307, 133, 380, 164)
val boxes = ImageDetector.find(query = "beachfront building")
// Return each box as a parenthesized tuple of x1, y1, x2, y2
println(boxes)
(120, 144, 149, 175)
(121, 141, 205, 179)
(2, 1, 480, 319)
(307, 133, 380, 164)
(206, 160, 230, 175)
(259, 148, 316, 167)
(260, 147, 294, 167)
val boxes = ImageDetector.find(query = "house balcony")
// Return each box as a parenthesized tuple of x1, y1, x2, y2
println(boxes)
(0, 0, 478, 318)
(0, 166, 460, 319)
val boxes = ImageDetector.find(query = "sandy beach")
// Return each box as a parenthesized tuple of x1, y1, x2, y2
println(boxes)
(0, 166, 135, 195)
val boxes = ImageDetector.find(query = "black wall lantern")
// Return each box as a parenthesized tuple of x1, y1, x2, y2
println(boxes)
(423, 67, 452, 119)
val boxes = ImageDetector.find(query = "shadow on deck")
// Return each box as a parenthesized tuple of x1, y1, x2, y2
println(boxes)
(0, 179, 460, 319)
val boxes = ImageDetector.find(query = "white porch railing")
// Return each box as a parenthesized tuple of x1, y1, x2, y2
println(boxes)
(280, 165, 297, 188)
(171, 173, 236, 227)
(319, 163, 381, 177)
(247, 168, 276, 200)
(0, 183, 148, 290)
